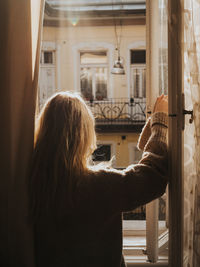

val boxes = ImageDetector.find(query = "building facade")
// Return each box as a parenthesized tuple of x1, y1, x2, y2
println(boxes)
(39, 0, 146, 169)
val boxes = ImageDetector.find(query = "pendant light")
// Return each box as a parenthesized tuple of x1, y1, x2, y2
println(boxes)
(111, 17, 125, 75)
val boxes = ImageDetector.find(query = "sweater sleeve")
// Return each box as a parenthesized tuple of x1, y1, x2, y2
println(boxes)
(137, 116, 151, 151)
(92, 112, 168, 213)
(85, 112, 168, 214)
(118, 112, 168, 212)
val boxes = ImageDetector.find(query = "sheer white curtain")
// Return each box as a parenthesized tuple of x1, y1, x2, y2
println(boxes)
(183, 0, 200, 266)
(0, 0, 44, 265)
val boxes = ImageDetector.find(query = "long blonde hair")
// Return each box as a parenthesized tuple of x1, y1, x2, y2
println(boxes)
(29, 92, 96, 220)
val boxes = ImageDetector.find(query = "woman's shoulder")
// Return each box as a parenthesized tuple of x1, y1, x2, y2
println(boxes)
(87, 165, 125, 178)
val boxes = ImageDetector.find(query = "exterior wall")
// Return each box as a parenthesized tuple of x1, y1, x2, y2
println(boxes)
(41, 24, 145, 97)
(96, 133, 140, 168)
(40, 23, 145, 168)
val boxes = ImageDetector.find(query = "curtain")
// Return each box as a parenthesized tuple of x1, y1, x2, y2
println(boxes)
(183, 0, 200, 266)
(0, 0, 44, 265)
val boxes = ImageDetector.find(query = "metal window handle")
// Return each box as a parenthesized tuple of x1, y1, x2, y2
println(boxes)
(182, 93, 194, 130)
(183, 109, 194, 124)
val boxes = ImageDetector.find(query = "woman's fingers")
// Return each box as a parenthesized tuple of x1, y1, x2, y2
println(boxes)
(153, 95, 168, 114)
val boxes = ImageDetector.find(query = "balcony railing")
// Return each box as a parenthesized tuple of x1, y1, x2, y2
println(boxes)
(87, 98, 146, 126)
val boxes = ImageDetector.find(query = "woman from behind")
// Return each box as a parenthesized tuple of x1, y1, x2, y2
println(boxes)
(29, 92, 168, 267)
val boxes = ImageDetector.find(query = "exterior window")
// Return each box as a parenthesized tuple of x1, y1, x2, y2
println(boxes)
(40, 51, 54, 64)
(80, 51, 108, 100)
(39, 49, 56, 109)
(130, 50, 146, 98)
(44, 51, 53, 64)
(92, 144, 111, 162)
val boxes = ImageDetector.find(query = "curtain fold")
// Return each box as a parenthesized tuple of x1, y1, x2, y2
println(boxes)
(0, 0, 44, 265)
(183, 0, 200, 266)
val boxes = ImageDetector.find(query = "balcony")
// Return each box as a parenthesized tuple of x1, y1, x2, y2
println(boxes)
(87, 98, 146, 133)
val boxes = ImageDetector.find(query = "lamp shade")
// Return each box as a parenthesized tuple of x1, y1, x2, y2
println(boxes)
(111, 59, 125, 75)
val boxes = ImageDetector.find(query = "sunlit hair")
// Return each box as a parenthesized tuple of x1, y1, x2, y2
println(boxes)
(29, 92, 96, 220)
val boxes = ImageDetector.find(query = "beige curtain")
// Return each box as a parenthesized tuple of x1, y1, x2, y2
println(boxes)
(0, 0, 44, 265)
(183, 0, 200, 266)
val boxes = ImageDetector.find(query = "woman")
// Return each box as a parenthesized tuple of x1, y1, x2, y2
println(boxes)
(29, 92, 168, 267)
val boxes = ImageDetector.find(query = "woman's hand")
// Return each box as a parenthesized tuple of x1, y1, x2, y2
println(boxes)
(153, 94, 168, 114)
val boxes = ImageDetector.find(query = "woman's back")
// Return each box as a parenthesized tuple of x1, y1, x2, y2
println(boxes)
(30, 92, 168, 267)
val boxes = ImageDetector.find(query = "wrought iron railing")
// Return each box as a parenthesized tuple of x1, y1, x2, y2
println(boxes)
(87, 98, 146, 125)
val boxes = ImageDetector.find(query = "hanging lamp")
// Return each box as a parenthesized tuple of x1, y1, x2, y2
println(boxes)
(111, 18, 125, 75)
(111, 56, 125, 75)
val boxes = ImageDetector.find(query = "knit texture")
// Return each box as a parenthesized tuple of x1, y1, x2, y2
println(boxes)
(34, 112, 169, 267)
(138, 112, 168, 151)
(137, 117, 151, 151)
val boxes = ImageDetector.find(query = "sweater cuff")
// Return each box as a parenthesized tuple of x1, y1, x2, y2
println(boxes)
(149, 112, 168, 145)
(151, 112, 168, 128)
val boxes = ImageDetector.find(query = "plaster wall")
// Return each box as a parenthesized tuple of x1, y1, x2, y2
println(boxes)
(42, 24, 146, 98)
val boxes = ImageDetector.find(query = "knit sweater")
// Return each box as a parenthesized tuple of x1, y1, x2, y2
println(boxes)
(34, 112, 168, 267)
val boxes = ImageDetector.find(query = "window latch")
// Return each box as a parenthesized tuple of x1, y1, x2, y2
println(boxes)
(182, 93, 194, 130)
(183, 109, 194, 124)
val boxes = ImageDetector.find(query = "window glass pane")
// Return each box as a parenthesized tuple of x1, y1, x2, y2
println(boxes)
(131, 50, 146, 64)
(44, 51, 53, 64)
(132, 67, 146, 98)
(134, 69, 139, 98)
(95, 67, 107, 100)
(92, 145, 111, 162)
(80, 67, 93, 100)
(80, 51, 107, 64)
(142, 68, 146, 98)
(159, 48, 168, 95)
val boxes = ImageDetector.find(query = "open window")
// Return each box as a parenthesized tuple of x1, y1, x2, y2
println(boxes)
(38, 0, 189, 266)
(2, 0, 199, 266)
(40, 0, 168, 265)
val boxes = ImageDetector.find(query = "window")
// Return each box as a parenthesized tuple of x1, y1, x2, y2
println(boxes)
(44, 51, 53, 64)
(130, 50, 146, 99)
(80, 51, 108, 100)
(40, 51, 54, 64)
(92, 144, 111, 162)
(131, 50, 146, 64)
(39, 49, 56, 109)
